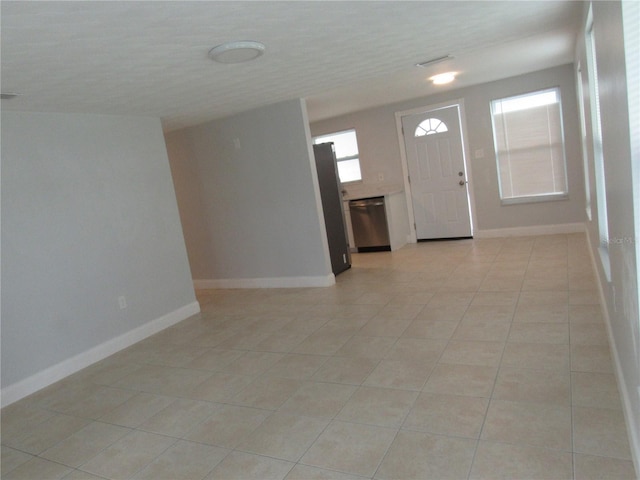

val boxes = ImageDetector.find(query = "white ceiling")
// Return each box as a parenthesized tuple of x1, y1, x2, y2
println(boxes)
(1, 1, 584, 132)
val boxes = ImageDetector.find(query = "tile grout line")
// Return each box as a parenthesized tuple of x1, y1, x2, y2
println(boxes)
(465, 238, 521, 479)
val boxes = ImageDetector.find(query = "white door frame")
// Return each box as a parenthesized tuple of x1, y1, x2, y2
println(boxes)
(395, 98, 478, 243)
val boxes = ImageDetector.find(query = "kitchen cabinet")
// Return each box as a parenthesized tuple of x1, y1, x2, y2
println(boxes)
(349, 196, 391, 251)
(342, 185, 409, 252)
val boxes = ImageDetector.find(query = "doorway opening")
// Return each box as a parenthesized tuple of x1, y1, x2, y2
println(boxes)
(396, 100, 475, 242)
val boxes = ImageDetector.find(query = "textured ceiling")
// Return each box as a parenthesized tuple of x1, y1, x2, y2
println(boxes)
(0, 1, 584, 132)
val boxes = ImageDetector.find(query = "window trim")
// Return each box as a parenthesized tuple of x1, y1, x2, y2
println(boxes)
(576, 62, 593, 221)
(585, 5, 611, 281)
(490, 86, 569, 205)
(500, 192, 569, 206)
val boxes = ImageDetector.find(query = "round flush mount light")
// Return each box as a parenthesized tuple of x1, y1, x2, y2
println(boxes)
(208, 41, 266, 64)
(430, 72, 457, 85)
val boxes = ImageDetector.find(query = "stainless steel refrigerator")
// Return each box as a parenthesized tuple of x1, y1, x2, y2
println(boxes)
(313, 143, 351, 276)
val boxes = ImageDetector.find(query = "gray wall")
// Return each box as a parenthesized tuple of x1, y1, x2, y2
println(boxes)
(311, 64, 585, 233)
(1, 111, 197, 391)
(576, 1, 640, 468)
(165, 98, 332, 284)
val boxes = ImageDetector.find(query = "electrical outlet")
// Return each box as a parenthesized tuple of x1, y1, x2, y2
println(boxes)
(118, 296, 127, 309)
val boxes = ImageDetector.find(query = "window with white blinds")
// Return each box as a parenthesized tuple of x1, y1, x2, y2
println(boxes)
(585, 9, 610, 280)
(491, 88, 568, 204)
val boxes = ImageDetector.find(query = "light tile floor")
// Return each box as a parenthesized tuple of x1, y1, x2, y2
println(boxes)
(2, 234, 637, 479)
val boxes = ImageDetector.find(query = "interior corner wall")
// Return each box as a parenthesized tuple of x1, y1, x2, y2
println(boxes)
(164, 98, 332, 285)
(164, 126, 211, 274)
(575, 1, 640, 472)
(1, 111, 198, 403)
(310, 64, 585, 233)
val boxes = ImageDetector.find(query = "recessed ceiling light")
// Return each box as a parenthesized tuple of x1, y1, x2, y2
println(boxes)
(208, 41, 266, 64)
(430, 72, 457, 85)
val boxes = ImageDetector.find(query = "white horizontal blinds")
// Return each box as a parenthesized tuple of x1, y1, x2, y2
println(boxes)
(492, 88, 568, 200)
(586, 16, 609, 251)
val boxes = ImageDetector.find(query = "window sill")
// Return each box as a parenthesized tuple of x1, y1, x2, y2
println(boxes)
(500, 193, 568, 206)
(598, 245, 612, 283)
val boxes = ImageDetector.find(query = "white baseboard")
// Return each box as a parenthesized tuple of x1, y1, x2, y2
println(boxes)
(473, 222, 585, 238)
(585, 232, 640, 474)
(0, 301, 201, 408)
(194, 274, 335, 289)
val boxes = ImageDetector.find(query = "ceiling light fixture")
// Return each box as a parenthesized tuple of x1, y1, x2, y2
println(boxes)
(415, 55, 453, 68)
(208, 41, 266, 64)
(430, 72, 457, 85)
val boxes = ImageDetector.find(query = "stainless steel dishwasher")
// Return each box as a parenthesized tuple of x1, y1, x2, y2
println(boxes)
(349, 196, 391, 252)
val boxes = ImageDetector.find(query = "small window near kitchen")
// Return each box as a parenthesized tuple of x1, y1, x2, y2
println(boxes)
(313, 129, 362, 183)
(491, 87, 568, 204)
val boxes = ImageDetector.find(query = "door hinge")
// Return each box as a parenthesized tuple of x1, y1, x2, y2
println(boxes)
(413, 222, 417, 231)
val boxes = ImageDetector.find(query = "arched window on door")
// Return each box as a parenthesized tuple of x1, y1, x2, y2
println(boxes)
(414, 118, 448, 137)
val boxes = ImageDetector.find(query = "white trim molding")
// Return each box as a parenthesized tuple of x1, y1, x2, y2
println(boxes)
(585, 231, 640, 474)
(395, 98, 477, 243)
(0, 301, 201, 408)
(473, 222, 585, 238)
(194, 274, 336, 289)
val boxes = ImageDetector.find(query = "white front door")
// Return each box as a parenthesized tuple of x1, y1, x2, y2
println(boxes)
(401, 104, 472, 239)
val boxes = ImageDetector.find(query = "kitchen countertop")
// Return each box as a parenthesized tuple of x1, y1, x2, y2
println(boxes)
(342, 183, 404, 201)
